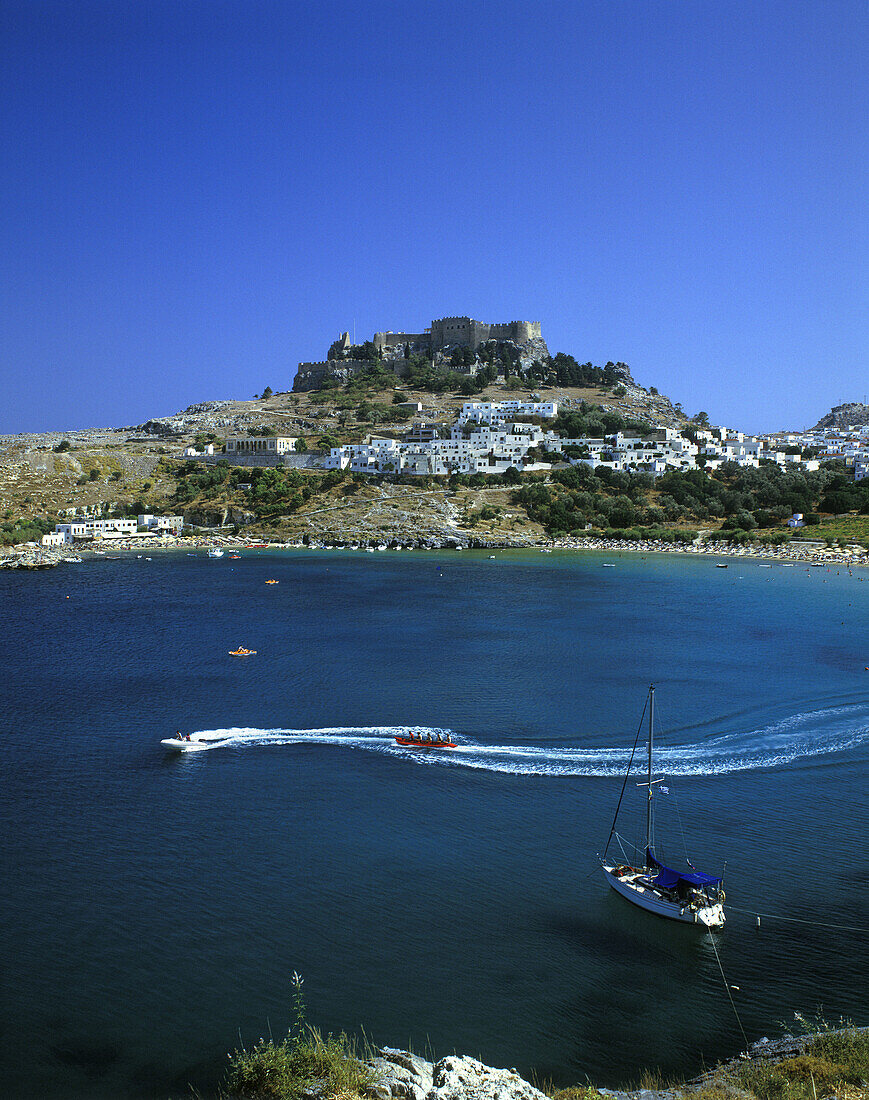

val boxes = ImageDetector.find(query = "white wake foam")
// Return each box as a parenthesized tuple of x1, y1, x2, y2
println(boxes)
(182, 703, 869, 776)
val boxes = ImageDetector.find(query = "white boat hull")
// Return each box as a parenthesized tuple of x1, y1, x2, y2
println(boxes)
(602, 864, 725, 928)
(160, 734, 230, 753)
(161, 738, 211, 752)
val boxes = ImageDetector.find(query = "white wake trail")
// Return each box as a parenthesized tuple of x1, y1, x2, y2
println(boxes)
(182, 704, 869, 776)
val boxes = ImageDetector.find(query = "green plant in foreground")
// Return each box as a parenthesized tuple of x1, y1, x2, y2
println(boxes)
(549, 1088, 606, 1100)
(223, 973, 374, 1100)
(726, 1024, 869, 1100)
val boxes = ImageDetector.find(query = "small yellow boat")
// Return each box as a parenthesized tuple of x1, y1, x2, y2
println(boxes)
(265, 579, 279, 585)
(229, 647, 256, 657)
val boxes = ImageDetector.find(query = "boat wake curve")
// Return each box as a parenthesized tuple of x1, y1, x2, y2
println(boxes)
(181, 702, 869, 776)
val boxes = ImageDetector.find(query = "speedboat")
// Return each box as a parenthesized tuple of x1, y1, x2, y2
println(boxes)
(161, 736, 211, 752)
(394, 731, 458, 750)
(229, 647, 256, 657)
(207, 548, 224, 558)
(161, 732, 230, 753)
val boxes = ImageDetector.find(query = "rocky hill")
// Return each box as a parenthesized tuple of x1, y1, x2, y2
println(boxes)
(0, 356, 701, 553)
(812, 402, 869, 430)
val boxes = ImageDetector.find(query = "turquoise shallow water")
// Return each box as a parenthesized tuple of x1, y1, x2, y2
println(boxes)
(1, 549, 867, 1098)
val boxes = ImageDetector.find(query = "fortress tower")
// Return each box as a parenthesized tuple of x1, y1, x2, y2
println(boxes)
(374, 317, 543, 353)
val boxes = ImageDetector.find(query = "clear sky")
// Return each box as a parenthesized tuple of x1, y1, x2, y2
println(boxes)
(2, 0, 866, 435)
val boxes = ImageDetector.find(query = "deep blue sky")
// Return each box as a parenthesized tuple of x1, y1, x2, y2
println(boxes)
(2, 0, 866, 435)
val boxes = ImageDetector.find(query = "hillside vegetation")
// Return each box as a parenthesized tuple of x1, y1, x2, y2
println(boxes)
(2, 368, 868, 550)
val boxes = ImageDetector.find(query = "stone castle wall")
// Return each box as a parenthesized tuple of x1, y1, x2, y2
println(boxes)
(372, 331, 430, 351)
(295, 317, 545, 391)
(375, 317, 542, 352)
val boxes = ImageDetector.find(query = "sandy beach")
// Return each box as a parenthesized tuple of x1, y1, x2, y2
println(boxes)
(3, 530, 867, 569)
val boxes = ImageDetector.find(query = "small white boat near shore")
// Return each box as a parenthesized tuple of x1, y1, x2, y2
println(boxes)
(207, 548, 224, 559)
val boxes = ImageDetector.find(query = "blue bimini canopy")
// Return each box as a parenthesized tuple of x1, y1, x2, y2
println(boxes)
(646, 850, 722, 888)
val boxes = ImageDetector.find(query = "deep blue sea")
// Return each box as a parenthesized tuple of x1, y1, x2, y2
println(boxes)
(1, 548, 867, 1099)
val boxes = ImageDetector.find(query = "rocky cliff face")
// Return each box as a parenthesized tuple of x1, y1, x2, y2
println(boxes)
(812, 402, 869, 429)
(293, 359, 378, 392)
(293, 336, 553, 392)
(509, 335, 551, 372)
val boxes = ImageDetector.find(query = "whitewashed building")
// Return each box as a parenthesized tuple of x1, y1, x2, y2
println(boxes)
(460, 400, 558, 424)
(138, 514, 184, 534)
(226, 436, 298, 455)
(52, 518, 138, 543)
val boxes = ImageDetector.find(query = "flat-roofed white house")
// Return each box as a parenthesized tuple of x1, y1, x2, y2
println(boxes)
(227, 435, 298, 455)
(52, 518, 139, 543)
(460, 400, 558, 424)
(138, 514, 184, 534)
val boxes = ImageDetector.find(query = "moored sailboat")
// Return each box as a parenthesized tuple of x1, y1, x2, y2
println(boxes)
(600, 685, 726, 929)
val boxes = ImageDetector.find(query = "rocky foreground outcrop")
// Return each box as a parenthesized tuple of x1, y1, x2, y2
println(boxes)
(364, 1028, 869, 1100)
(366, 1049, 548, 1100)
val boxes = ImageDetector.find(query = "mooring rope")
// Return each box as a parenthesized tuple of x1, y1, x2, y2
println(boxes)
(726, 904, 869, 935)
(707, 928, 749, 1048)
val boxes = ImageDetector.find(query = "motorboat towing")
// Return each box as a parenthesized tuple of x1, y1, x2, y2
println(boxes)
(394, 730, 458, 750)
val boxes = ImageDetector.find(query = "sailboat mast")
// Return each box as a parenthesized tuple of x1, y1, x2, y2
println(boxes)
(646, 683, 654, 861)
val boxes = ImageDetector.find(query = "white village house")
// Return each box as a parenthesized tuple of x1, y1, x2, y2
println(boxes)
(226, 435, 298, 455)
(319, 398, 856, 482)
(43, 514, 184, 545)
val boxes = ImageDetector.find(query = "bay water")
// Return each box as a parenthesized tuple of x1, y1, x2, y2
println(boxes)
(1, 549, 867, 1098)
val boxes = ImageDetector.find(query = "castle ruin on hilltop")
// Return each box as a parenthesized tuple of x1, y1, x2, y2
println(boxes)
(293, 316, 548, 392)
(373, 317, 542, 354)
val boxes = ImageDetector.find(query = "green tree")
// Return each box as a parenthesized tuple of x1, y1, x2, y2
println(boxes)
(294, 437, 308, 453)
(53, 439, 71, 453)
